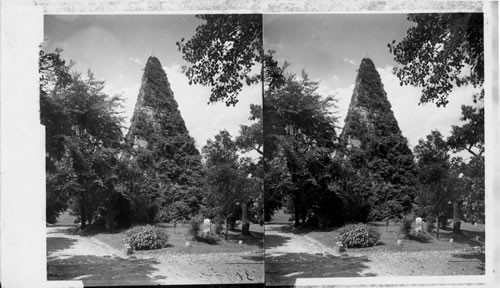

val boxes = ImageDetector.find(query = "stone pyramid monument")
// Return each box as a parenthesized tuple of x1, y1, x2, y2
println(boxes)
(340, 58, 417, 221)
(126, 56, 204, 222)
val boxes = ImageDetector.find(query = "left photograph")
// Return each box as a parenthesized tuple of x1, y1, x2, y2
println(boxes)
(42, 15, 264, 285)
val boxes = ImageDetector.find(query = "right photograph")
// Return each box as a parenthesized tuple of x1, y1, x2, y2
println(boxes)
(263, 13, 485, 285)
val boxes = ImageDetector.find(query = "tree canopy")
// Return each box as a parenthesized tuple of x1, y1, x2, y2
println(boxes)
(389, 13, 483, 107)
(41, 65, 125, 228)
(202, 130, 255, 239)
(264, 68, 340, 227)
(177, 14, 284, 106)
(177, 14, 262, 106)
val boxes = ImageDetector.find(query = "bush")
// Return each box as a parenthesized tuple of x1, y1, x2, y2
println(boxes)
(214, 222, 223, 234)
(406, 230, 432, 243)
(126, 225, 168, 250)
(196, 232, 220, 244)
(400, 215, 413, 235)
(188, 216, 202, 239)
(336, 224, 380, 248)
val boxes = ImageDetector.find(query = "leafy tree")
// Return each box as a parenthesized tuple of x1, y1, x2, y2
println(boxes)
(448, 104, 484, 158)
(39, 48, 73, 222)
(414, 130, 455, 237)
(455, 156, 484, 224)
(45, 70, 124, 228)
(176, 14, 262, 106)
(202, 130, 249, 240)
(235, 104, 263, 156)
(235, 105, 264, 233)
(177, 15, 284, 106)
(264, 68, 339, 227)
(447, 104, 485, 230)
(389, 13, 485, 231)
(126, 56, 205, 223)
(389, 13, 483, 107)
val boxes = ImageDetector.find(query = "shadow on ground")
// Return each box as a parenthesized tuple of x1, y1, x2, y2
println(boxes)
(269, 224, 338, 236)
(450, 252, 485, 273)
(265, 253, 372, 286)
(241, 254, 265, 262)
(264, 234, 292, 250)
(227, 228, 264, 249)
(47, 237, 78, 255)
(47, 255, 164, 285)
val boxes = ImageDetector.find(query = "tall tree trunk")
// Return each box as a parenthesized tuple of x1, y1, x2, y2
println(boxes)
(294, 192, 300, 227)
(452, 202, 462, 234)
(224, 217, 229, 240)
(80, 190, 87, 229)
(241, 202, 250, 235)
(435, 215, 440, 239)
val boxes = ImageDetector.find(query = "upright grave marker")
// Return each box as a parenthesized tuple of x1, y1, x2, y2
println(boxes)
(415, 217, 423, 232)
(203, 218, 211, 234)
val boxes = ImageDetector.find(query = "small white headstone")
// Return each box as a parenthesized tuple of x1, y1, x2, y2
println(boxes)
(185, 241, 191, 247)
(415, 217, 423, 232)
(449, 238, 454, 244)
(397, 239, 403, 246)
(238, 240, 243, 245)
(203, 218, 211, 234)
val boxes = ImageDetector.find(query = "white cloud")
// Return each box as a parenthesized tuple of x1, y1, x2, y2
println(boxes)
(128, 57, 143, 65)
(316, 83, 353, 131)
(102, 82, 141, 132)
(343, 58, 357, 66)
(376, 65, 478, 149)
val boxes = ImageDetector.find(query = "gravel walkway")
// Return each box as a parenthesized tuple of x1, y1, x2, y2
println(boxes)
(47, 226, 264, 284)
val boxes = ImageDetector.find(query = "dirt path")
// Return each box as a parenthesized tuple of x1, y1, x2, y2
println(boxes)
(265, 224, 339, 256)
(47, 226, 263, 285)
(265, 224, 484, 285)
(350, 250, 484, 276)
(47, 226, 119, 259)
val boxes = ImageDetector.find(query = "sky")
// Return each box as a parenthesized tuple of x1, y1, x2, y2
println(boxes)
(264, 14, 480, 155)
(43, 15, 261, 152)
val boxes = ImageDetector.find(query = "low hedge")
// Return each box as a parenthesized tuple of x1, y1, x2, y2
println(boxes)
(336, 224, 380, 248)
(126, 225, 169, 250)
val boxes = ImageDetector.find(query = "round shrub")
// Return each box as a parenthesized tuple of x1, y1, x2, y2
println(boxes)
(336, 224, 380, 248)
(188, 216, 202, 239)
(196, 232, 220, 244)
(399, 215, 413, 235)
(126, 225, 168, 250)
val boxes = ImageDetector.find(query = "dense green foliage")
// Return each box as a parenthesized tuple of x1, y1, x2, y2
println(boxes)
(399, 215, 414, 236)
(40, 55, 125, 228)
(202, 130, 260, 239)
(341, 58, 417, 221)
(264, 69, 341, 227)
(40, 49, 73, 223)
(448, 105, 484, 158)
(389, 13, 483, 107)
(390, 14, 485, 230)
(336, 224, 380, 248)
(126, 56, 205, 223)
(177, 14, 262, 106)
(126, 225, 169, 250)
(413, 131, 456, 227)
(177, 15, 284, 106)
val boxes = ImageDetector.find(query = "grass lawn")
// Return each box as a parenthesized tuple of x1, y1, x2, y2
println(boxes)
(300, 220, 485, 254)
(94, 222, 264, 256)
